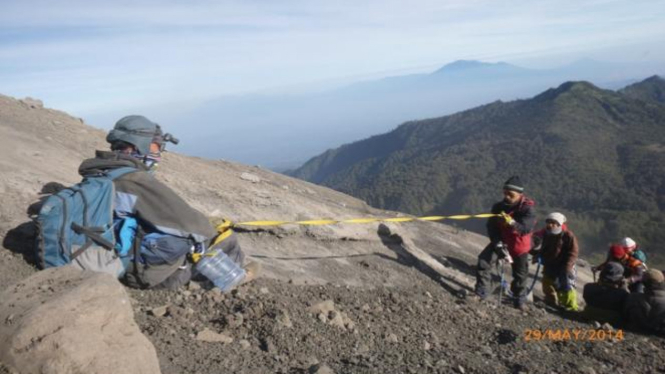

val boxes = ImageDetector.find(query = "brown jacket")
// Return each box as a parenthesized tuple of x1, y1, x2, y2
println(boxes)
(537, 228, 579, 273)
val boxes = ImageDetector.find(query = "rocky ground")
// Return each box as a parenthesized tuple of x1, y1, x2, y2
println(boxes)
(1, 95, 664, 373)
(130, 276, 665, 374)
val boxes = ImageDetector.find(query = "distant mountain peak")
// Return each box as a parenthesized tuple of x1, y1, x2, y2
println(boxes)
(433, 60, 512, 74)
(535, 81, 600, 101)
(643, 75, 664, 83)
(620, 75, 665, 104)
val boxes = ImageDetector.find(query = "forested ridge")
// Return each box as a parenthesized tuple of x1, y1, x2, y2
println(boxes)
(291, 76, 665, 266)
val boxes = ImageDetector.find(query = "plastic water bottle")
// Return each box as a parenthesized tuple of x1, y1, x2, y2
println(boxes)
(196, 250, 246, 292)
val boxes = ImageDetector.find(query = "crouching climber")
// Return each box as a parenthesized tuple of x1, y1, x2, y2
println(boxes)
(624, 269, 665, 335)
(35, 114, 259, 290)
(582, 262, 629, 326)
(531, 212, 579, 312)
(593, 244, 645, 293)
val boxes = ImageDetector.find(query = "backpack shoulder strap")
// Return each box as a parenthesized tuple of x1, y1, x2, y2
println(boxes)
(104, 166, 139, 180)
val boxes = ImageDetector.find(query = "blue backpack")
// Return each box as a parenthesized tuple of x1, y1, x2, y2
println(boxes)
(34, 167, 137, 270)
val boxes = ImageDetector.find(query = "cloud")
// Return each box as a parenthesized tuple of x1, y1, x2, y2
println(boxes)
(1, 0, 664, 116)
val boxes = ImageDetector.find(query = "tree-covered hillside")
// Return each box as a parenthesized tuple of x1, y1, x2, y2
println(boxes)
(291, 77, 665, 266)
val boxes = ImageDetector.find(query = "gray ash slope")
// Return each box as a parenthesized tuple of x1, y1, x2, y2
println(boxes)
(0, 94, 663, 374)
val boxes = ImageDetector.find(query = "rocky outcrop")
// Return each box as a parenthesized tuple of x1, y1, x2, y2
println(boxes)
(0, 266, 161, 374)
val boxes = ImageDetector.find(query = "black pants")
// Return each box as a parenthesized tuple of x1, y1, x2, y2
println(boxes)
(475, 243, 529, 301)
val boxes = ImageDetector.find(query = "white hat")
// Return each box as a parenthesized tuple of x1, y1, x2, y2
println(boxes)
(620, 237, 637, 251)
(546, 212, 566, 226)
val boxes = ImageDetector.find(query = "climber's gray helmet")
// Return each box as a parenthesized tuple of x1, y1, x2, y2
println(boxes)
(106, 115, 158, 155)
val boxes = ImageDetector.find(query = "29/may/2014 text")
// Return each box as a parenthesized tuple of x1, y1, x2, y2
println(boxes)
(524, 329, 624, 342)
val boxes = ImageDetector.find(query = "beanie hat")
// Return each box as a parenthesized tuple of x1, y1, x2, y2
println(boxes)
(620, 237, 637, 252)
(643, 269, 665, 285)
(503, 176, 524, 193)
(600, 262, 624, 283)
(610, 244, 626, 260)
(106, 115, 158, 155)
(546, 212, 566, 226)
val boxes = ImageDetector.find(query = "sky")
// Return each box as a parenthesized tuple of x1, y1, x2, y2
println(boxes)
(2, 0, 665, 127)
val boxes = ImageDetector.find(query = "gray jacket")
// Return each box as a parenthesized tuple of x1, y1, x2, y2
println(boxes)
(78, 151, 217, 288)
(79, 151, 216, 242)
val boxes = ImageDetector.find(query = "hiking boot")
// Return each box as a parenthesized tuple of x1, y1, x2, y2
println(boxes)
(242, 261, 261, 284)
(514, 301, 528, 312)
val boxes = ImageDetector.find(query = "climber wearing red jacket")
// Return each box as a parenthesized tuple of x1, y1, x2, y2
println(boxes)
(474, 176, 537, 310)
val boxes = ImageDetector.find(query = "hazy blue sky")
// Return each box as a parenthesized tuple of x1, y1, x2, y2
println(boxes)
(2, 0, 664, 123)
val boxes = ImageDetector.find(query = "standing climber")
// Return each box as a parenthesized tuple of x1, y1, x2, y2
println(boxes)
(474, 176, 537, 310)
(531, 212, 579, 311)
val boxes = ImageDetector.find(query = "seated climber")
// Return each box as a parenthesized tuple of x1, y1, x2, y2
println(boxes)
(593, 244, 645, 293)
(531, 212, 579, 311)
(624, 269, 665, 335)
(583, 262, 630, 326)
(77, 115, 259, 289)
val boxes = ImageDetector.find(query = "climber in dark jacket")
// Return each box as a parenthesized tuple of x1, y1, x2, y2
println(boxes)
(475, 176, 537, 310)
(583, 262, 629, 326)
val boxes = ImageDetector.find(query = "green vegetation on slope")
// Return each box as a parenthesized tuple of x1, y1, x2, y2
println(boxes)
(291, 77, 665, 266)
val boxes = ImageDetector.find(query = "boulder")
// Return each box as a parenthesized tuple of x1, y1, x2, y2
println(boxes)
(0, 266, 161, 374)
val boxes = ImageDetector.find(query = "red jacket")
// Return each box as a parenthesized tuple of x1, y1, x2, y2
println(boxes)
(488, 196, 537, 257)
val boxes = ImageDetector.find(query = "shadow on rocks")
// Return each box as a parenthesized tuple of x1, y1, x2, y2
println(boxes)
(2, 181, 67, 268)
(3, 221, 39, 267)
(377, 223, 466, 296)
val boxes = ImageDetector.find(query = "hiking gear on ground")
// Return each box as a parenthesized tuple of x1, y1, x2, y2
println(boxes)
(621, 237, 637, 251)
(106, 115, 159, 155)
(545, 212, 566, 226)
(196, 249, 246, 292)
(487, 196, 536, 258)
(34, 166, 137, 275)
(503, 176, 524, 193)
(610, 244, 626, 260)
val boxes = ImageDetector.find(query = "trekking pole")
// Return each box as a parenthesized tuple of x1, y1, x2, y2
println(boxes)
(525, 255, 542, 296)
(498, 259, 506, 306)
